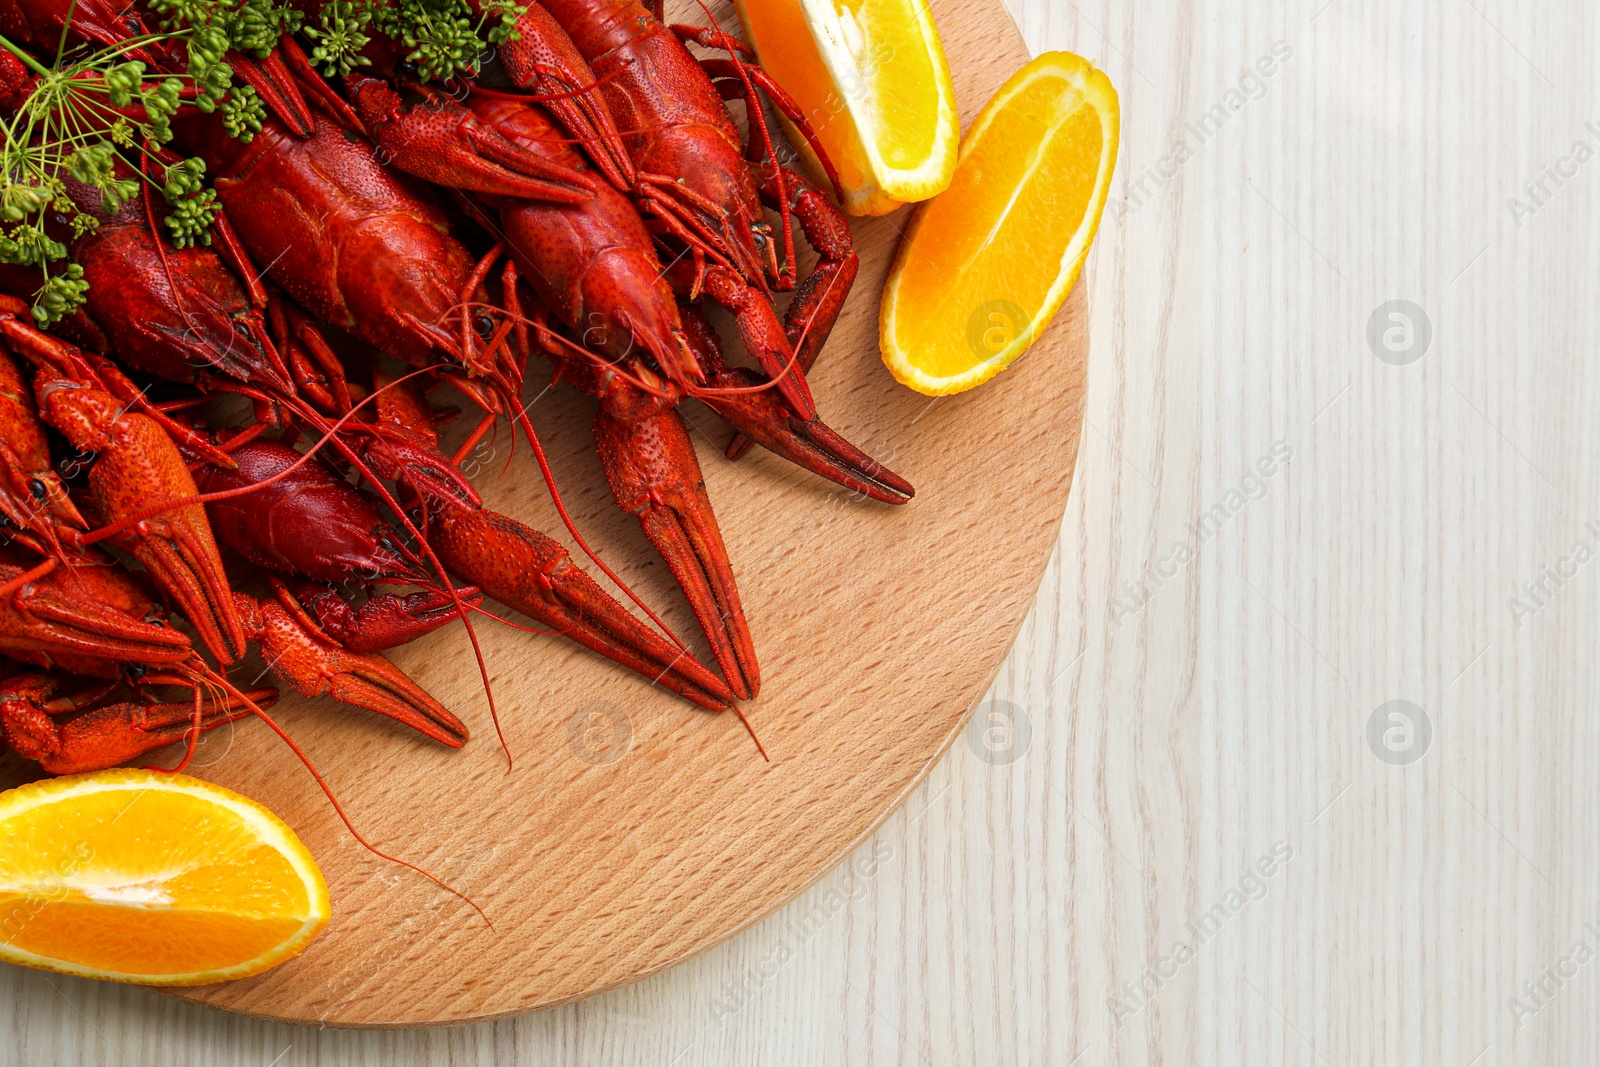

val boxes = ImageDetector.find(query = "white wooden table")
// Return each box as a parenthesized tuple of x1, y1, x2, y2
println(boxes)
(8, 0, 1597, 1062)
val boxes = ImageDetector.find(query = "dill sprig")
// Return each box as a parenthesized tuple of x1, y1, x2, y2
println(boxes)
(0, 0, 290, 326)
(305, 0, 527, 84)
(0, 0, 531, 326)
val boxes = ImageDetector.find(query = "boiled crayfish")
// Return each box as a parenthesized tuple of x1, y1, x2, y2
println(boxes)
(0, 0, 913, 786)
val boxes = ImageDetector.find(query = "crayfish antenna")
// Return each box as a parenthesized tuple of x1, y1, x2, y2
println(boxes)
(196, 663, 493, 929)
(731, 704, 770, 762)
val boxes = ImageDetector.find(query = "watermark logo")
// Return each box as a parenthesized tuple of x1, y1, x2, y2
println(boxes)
(1111, 440, 1294, 626)
(1509, 520, 1600, 628)
(566, 703, 632, 765)
(457, 436, 500, 481)
(1110, 839, 1294, 1024)
(1509, 920, 1600, 1029)
(1507, 123, 1600, 228)
(1366, 700, 1432, 765)
(1112, 39, 1293, 222)
(1366, 300, 1432, 365)
(0, 841, 95, 948)
(183, 718, 237, 768)
(964, 699, 1031, 766)
(964, 300, 1030, 365)
(708, 840, 895, 1027)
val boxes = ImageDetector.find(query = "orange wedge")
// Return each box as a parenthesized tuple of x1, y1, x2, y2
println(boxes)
(732, 0, 959, 215)
(0, 769, 329, 985)
(880, 52, 1119, 395)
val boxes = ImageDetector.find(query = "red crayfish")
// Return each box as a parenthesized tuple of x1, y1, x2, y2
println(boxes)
(0, 0, 914, 790)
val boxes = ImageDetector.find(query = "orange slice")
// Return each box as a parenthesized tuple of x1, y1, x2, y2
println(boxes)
(880, 52, 1119, 395)
(0, 769, 329, 985)
(733, 0, 959, 215)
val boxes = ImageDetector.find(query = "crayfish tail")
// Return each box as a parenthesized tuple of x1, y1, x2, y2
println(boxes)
(430, 505, 735, 710)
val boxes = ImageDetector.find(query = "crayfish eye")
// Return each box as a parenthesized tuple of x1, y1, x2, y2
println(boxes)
(27, 478, 46, 502)
(376, 529, 418, 566)
(473, 313, 497, 340)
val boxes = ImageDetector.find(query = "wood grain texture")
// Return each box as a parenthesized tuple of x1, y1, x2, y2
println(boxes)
(4, 0, 1597, 1061)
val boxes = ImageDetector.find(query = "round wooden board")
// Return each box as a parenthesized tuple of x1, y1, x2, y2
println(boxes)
(143, 0, 1084, 1027)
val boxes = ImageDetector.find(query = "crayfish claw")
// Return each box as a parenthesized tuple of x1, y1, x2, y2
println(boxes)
(698, 367, 914, 505)
(320, 655, 470, 749)
(346, 72, 596, 205)
(236, 588, 469, 748)
(430, 505, 735, 710)
(593, 408, 759, 699)
(0, 672, 272, 776)
(89, 415, 249, 665)
(0, 314, 248, 664)
(297, 582, 484, 656)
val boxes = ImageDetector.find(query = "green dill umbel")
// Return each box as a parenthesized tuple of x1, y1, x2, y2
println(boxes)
(305, 0, 526, 83)
(0, 0, 530, 327)
(0, 0, 287, 326)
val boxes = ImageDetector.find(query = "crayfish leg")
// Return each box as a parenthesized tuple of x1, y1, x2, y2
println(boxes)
(757, 166, 859, 375)
(297, 582, 484, 656)
(235, 589, 469, 749)
(697, 266, 817, 422)
(723, 165, 859, 461)
(87, 414, 250, 666)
